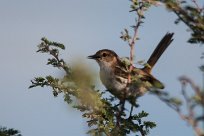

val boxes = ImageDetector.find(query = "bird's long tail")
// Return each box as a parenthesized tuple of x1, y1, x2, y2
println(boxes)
(143, 32, 174, 73)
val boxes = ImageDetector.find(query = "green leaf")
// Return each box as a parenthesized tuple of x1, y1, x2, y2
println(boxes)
(138, 110, 149, 118)
(144, 121, 156, 129)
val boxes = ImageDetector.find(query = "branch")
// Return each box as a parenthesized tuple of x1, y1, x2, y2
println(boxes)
(154, 75, 204, 136)
(162, 0, 204, 44)
(191, 0, 202, 12)
(179, 76, 203, 106)
(37, 37, 70, 75)
(128, 2, 144, 83)
(179, 80, 201, 136)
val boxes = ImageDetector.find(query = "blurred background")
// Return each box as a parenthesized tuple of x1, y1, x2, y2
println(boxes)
(0, 0, 202, 135)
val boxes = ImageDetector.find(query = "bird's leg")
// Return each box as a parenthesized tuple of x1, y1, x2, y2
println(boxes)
(116, 99, 126, 127)
(129, 105, 134, 119)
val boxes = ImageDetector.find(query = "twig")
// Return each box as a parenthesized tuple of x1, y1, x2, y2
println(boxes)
(176, 109, 202, 136)
(46, 46, 70, 74)
(128, 5, 143, 83)
(179, 76, 203, 105)
(155, 76, 204, 136)
(177, 77, 203, 136)
(139, 127, 145, 136)
(192, 0, 202, 12)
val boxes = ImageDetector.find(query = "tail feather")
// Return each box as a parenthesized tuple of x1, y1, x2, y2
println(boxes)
(143, 33, 174, 73)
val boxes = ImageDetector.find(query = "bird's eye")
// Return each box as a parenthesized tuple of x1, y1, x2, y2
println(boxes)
(102, 53, 107, 57)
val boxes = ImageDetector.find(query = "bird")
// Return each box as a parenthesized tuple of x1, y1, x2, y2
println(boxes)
(88, 33, 174, 102)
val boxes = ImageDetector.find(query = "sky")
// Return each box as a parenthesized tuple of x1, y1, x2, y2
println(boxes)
(0, 0, 203, 136)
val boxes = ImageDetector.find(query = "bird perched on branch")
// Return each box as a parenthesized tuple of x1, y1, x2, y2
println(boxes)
(88, 33, 174, 102)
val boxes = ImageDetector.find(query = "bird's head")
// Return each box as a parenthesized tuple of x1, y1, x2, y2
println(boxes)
(88, 49, 119, 68)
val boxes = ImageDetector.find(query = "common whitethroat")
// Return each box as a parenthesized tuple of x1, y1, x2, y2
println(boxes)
(88, 33, 174, 101)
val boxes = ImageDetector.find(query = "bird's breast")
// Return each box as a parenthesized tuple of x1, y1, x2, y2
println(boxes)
(99, 66, 127, 94)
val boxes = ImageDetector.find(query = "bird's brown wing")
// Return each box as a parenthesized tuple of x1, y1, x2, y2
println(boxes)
(132, 68, 164, 89)
(115, 58, 164, 89)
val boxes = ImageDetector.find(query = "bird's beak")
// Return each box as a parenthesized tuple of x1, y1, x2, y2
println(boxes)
(87, 54, 100, 59)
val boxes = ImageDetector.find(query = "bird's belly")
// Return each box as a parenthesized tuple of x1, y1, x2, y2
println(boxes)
(100, 71, 127, 94)
(99, 69, 150, 99)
